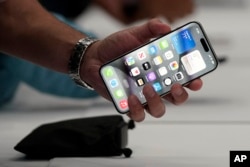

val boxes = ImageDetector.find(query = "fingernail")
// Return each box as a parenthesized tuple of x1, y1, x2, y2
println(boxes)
(174, 87, 183, 96)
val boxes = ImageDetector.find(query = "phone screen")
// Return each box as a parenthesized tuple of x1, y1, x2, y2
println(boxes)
(100, 22, 218, 114)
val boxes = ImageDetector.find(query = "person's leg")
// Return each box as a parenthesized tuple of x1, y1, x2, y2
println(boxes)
(0, 56, 20, 106)
(0, 53, 98, 99)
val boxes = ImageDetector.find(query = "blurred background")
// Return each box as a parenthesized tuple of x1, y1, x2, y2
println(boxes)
(0, 0, 250, 166)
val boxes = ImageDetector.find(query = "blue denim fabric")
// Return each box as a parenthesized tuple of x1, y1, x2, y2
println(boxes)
(0, 59, 20, 105)
(0, 14, 98, 107)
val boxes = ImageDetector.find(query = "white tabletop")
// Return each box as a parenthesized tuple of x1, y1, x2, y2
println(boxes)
(1, 0, 250, 166)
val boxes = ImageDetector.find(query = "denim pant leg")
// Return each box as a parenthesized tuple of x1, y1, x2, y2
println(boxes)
(0, 56, 20, 106)
(0, 53, 98, 99)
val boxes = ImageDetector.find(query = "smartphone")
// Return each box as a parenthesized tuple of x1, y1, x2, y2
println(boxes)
(100, 21, 218, 114)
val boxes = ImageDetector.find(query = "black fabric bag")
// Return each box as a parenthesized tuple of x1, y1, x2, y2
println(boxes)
(14, 115, 135, 159)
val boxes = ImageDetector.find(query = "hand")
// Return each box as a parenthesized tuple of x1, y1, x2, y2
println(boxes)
(81, 18, 202, 121)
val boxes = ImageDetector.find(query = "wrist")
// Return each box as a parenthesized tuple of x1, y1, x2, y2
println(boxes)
(68, 37, 99, 90)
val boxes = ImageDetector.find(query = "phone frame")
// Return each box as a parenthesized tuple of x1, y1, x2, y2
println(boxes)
(99, 21, 218, 114)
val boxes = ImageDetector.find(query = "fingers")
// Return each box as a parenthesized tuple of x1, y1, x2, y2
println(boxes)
(97, 18, 171, 64)
(129, 18, 171, 44)
(163, 79, 202, 105)
(127, 79, 202, 122)
(127, 84, 166, 122)
(163, 83, 189, 105)
(127, 95, 145, 122)
(186, 78, 203, 91)
(143, 84, 166, 117)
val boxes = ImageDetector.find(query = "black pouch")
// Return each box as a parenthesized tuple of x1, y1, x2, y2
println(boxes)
(14, 115, 135, 159)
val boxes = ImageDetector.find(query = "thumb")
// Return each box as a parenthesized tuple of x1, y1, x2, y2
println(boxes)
(98, 18, 171, 63)
(129, 18, 171, 44)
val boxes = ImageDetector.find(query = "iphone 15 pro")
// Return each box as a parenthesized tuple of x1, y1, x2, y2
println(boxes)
(100, 22, 218, 114)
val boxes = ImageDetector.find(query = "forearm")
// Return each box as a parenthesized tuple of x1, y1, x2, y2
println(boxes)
(0, 0, 86, 73)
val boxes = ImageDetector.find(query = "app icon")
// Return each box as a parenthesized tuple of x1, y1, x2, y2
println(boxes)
(137, 51, 147, 60)
(158, 67, 168, 76)
(136, 78, 145, 86)
(119, 100, 128, 110)
(148, 45, 157, 56)
(130, 67, 140, 77)
(164, 77, 172, 86)
(115, 89, 124, 98)
(171, 29, 196, 54)
(164, 50, 174, 60)
(169, 61, 179, 70)
(159, 40, 169, 50)
(146, 72, 157, 82)
(104, 67, 113, 77)
(153, 56, 163, 65)
(125, 57, 135, 66)
(181, 50, 206, 75)
(110, 79, 118, 88)
(153, 82, 162, 92)
(142, 62, 151, 70)
(175, 72, 184, 81)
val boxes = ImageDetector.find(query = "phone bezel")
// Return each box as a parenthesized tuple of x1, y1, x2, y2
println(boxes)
(99, 21, 218, 114)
